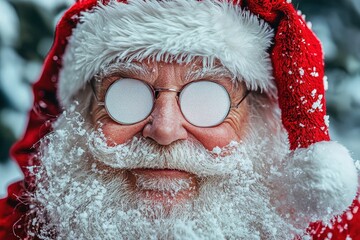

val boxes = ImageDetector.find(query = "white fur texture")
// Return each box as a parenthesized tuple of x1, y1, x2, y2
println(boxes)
(271, 141, 358, 225)
(58, 0, 275, 106)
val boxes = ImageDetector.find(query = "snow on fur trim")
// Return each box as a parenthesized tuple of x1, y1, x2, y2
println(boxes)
(58, 0, 275, 106)
(271, 141, 358, 226)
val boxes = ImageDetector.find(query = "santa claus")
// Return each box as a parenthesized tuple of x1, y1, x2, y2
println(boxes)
(1, 0, 359, 239)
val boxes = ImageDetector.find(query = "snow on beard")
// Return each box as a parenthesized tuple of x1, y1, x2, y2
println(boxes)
(25, 95, 305, 239)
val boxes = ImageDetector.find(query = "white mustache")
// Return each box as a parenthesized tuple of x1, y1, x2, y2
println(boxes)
(87, 132, 242, 177)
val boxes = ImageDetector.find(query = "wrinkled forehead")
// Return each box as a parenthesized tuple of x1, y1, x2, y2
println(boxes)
(58, 0, 276, 107)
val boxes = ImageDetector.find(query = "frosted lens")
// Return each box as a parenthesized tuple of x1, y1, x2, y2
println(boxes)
(179, 81, 231, 127)
(105, 79, 154, 124)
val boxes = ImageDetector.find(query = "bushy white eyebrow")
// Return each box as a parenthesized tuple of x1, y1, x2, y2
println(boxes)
(184, 64, 236, 83)
(94, 60, 239, 88)
(94, 61, 150, 82)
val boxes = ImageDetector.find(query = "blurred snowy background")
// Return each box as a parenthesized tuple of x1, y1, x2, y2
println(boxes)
(0, 0, 360, 197)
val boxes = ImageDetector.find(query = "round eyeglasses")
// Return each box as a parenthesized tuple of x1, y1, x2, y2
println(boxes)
(91, 78, 249, 128)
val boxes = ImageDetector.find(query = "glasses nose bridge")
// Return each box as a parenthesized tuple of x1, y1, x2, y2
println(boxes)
(151, 87, 183, 124)
(154, 87, 181, 99)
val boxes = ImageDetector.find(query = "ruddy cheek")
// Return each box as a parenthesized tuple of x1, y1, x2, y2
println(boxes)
(100, 121, 148, 146)
(186, 125, 240, 150)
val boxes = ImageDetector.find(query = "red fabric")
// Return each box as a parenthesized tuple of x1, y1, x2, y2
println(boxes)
(0, 0, 357, 239)
(243, 0, 330, 150)
(308, 195, 360, 240)
(0, 183, 27, 239)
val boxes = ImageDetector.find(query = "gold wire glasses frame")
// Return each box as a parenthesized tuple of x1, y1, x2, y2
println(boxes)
(90, 78, 250, 127)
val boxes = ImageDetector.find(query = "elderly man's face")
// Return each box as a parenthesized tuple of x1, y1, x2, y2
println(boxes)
(90, 60, 249, 204)
(28, 59, 296, 238)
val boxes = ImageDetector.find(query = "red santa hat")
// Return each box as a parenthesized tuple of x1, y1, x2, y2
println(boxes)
(16, 0, 358, 226)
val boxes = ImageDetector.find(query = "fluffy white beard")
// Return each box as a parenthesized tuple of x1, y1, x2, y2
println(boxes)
(25, 99, 306, 239)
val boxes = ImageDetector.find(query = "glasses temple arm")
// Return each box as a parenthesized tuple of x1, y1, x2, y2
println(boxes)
(233, 90, 250, 108)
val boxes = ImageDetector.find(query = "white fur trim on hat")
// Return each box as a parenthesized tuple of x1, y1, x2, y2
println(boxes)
(58, 0, 275, 106)
(271, 141, 358, 226)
